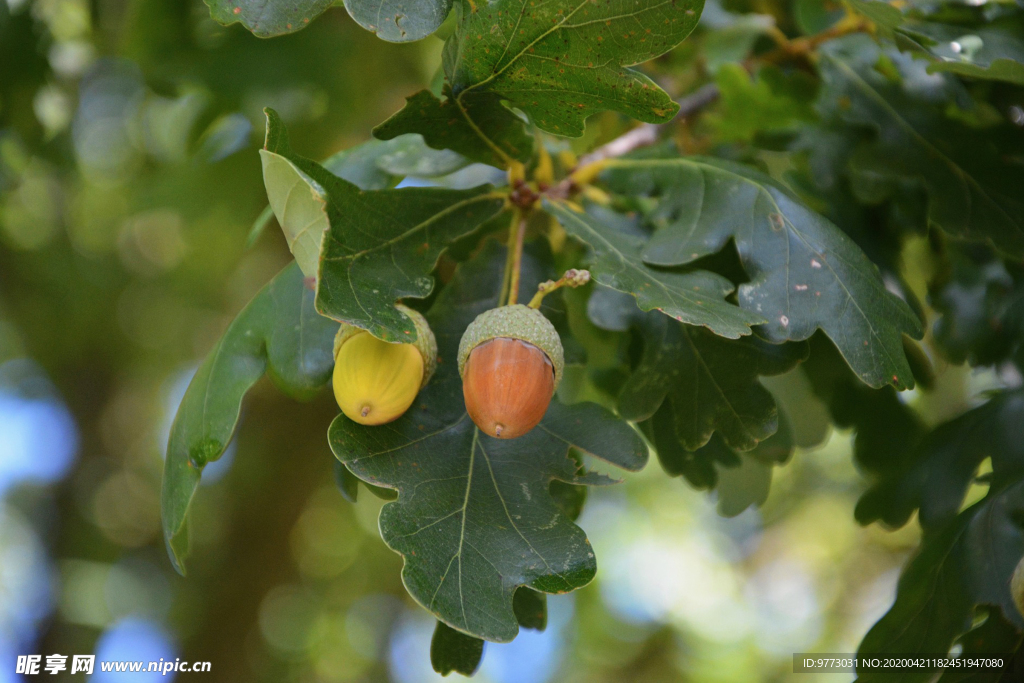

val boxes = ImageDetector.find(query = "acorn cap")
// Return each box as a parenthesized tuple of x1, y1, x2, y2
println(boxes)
(334, 304, 437, 388)
(457, 304, 564, 388)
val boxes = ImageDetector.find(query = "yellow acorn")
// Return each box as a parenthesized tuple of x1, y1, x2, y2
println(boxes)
(332, 305, 437, 426)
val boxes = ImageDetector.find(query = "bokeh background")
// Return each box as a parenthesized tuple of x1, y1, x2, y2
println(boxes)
(0, 1, 1013, 681)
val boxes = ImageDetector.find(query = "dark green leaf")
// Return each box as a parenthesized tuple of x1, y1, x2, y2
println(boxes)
(334, 460, 398, 503)
(620, 312, 805, 450)
(885, 391, 1024, 533)
(937, 607, 1023, 683)
(513, 587, 548, 631)
(344, 0, 453, 43)
(549, 480, 587, 522)
(431, 621, 484, 676)
(652, 403, 793, 515)
(256, 123, 458, 251)
(204, 0, 333, 37)
(328, 245, 647, 642)
(442, 0, 703, 137)
(603, 156, 924, 390)
(846, 1, 1024, 86)
(544, 200, 766, 340)
(858, 478, 1024, 682)
(817, 36, 1024, 257)
(374, 88, 533, 169)
(260, 109, 506, 341)
(905, 21, 1024, 87)
(260, 110, 404, 276)
(334, 459, 361, 503)
(802, 334, 927, 528)
(161, 264, 337, 574)
(931, 244, 1024, 367)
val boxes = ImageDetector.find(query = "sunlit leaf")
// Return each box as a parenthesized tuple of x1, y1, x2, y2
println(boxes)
(377, 0, 705, 164)
(261, 109, 507, 341)
(443, 0, 703, 137)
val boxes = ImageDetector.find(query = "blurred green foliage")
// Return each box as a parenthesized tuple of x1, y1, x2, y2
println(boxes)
(4, 0, 1024, 682)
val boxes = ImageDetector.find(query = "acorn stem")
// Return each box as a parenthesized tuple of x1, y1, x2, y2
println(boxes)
(505, 208, 528, 306)
(498, 211, 518, 307)
(527, 269, 591, 309)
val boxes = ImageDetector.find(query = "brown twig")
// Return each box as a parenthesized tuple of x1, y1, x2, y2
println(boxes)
(575, 83, 722, 167)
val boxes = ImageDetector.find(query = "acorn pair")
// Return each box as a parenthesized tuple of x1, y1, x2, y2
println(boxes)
(333, 304, 563, 439)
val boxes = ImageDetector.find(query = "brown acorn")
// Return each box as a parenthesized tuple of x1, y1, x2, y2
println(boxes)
(458, 305, 564, 439)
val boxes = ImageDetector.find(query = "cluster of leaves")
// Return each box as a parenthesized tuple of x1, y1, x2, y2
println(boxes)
(164, 0, 1024, 677)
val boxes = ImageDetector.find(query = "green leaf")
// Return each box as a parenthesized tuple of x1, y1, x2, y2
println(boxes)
(512, 587, 547, 631)
(931, 245, 1024, 367)
(855, 392, 1024, 680)
(344, 0, 453, 42)
(880, 390, 1024, 533)
(858, 479, 1024, 681)
(260, 109, 507, 341)
(378, 0, 706, 163)
(714, 416, 792, 517)
(650, 400, 793, 513)
(701, 11, 775, 74)
(801, 335, 928, 528)
(846, 0, 1024, 85)
(817, 36, 1024, 257)
(328, 244, 647, 642)
(603, 156, 924, 390)
(317, 187, 507, 341)
(263, 112, 469, 276)
(906, 21, 1024, 87)
(621, 311, 805, 450)
(374, 134, 470, 177)
(442, 0, 704, 138)
(707, 64, 816, 143)
(843, 0, 902, 34)
(204, 0, 334, 37)
(544, 200, 766, 340)
(161, 263, 337, 574)
(431, 621, 484, 676)
(255, 116, 462, 252)
(374, 88, 533, 169)
(937, 607, 1023, 683)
